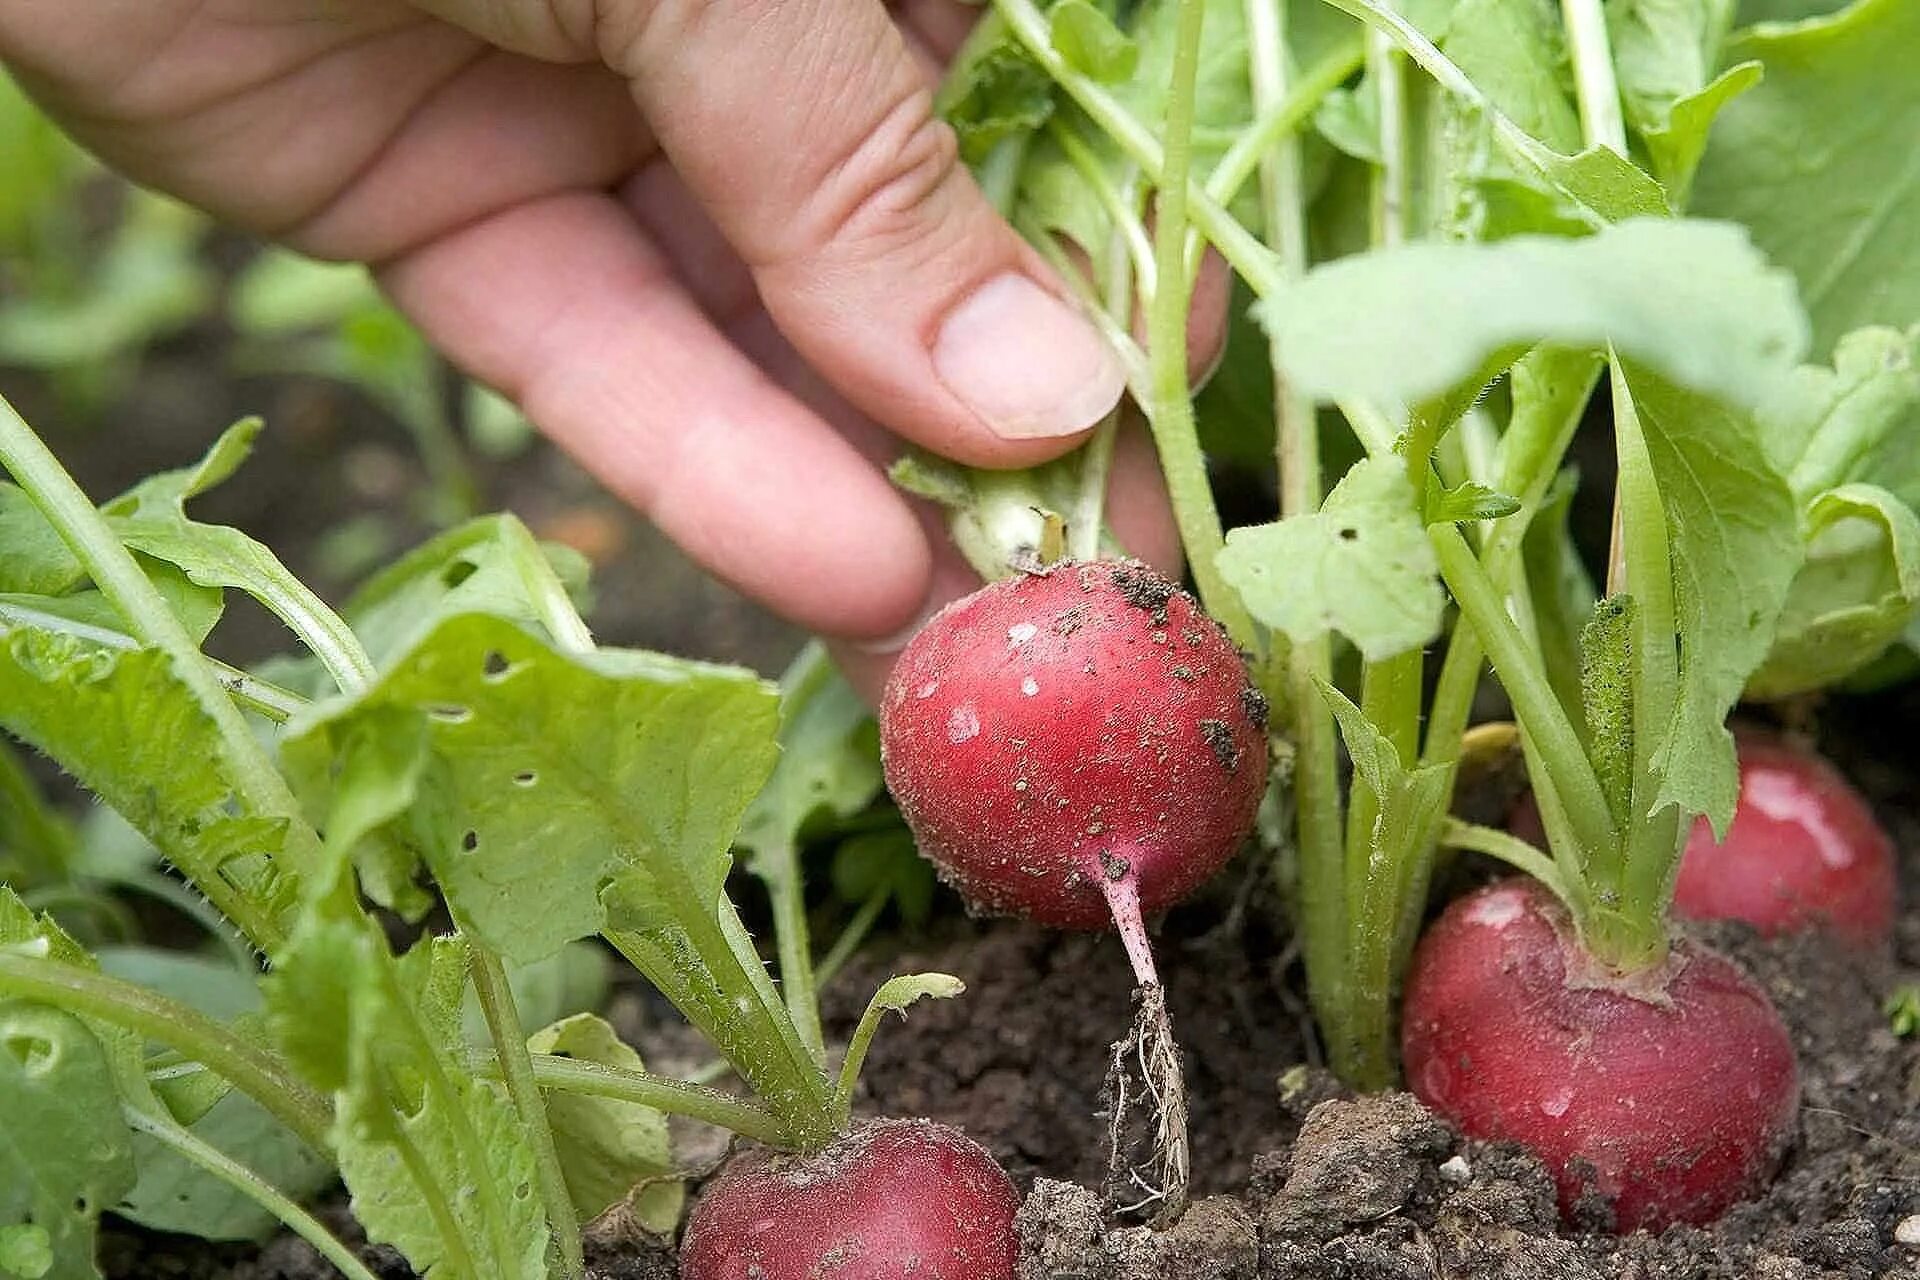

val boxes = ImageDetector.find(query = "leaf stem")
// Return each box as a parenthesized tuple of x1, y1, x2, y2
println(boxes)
(122, 1105, 381, 1280)
(520, 1054, 790, 1147)
(501, 515, 595, 654)
(812, 888, 890, 993)
(1558, 0, 1628, 154)
(1069, 177, 1139, 564)
(1142, 0, 1259, 652)
(0, 952, 332, 1152)
(469, 945, 583, 1280)
(1438, 818, 1574, 902)
(0, 393, 320, 951)
(1430, 524, 1617, 862)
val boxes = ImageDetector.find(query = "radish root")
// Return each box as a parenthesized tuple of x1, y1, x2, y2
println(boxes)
(1099, 866, 1191, 1223)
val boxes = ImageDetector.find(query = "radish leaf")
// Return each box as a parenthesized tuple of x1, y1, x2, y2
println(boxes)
(1219, 456, 1444, 660)
(0, 1003, 135, 1280)
(1691, 0, 1920, 355)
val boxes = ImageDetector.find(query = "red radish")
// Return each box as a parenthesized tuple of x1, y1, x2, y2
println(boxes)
(678, 1119, 1018, 1280)
(878, 560, 1267, 934)
(1401, 879, 1799, 1231)
(1671, 736, 1896, 947)
(878, 560, 1268, 1216)
(1509, 735, 1896, 947)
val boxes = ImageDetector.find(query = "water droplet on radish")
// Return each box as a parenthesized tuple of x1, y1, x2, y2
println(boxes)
(1541, 1087, 1573, 1118)
(916, 680, 939, 700)
(1020, 677, 1039, 696)
(1467, 888, 1526, 929)
(947, 705, 981, 744)
(1007, 622, 1038, 645)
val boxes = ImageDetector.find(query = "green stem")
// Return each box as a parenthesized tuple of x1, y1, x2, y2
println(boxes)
(1439, 818, 1575, 903)
(0, 599, 308, 722)
(1069, 181, 1139, 564)
(1431, 524, 1616, 861)
(1142, 0, 1258, 653)
(0, 953, 332, 1152)
(520, 1054, 788, 1145)
(1205, 35, 1366, 221)
(990, 0, 1288, 299)
(1367, 32, 1409, 250)
(122, 1105, 381, 1280)
(0, 393, 321, 951)
(469, 946, 583, 1280)
(501, 515, 595, 654)
(1049, 125, 1156, 294)
(759, 840, 825, 1066)
(606, 918, 837, 1152)
(1559, 0, 1628, 154)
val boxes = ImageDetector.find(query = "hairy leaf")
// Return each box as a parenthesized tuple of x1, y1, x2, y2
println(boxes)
(1219, 457, 1444, 660)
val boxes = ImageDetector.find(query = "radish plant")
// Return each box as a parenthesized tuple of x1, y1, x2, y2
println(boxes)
(924, 0, 1915, 1233)
(0, 399, 992, 1278)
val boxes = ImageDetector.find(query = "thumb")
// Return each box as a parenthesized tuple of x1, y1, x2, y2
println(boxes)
(445, 0, 1126, 468)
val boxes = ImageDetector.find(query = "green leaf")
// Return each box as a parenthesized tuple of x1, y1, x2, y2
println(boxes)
(228, 251, 382, 335)
(737, 645, 882, 882)
(91, 948, 333, 1244)
(1637, 63, 1760, 204)
(1425, 479, 1522, 524)
(0, 1225, 52, 1280)
(525, 1014, 681, 1230)
(98, 421, 365, 686)
(267, 926, 548, 1280)
(0, 627, 305, 944)
(1219, 456, 1445, 661)
(1051, 1, 1139, 81)
(0, 738, 78, 890)
(1604, 0, 1755, 200)
(0, 1003, 136, 1280)
(340, 517, 593, 672)
(937, 12, 1057, 165)
(288, 614, 780, 964)
(1256, 218, 1807, 416)
(1617, 361, 1802, 829)
(1579, 595, 1639, 825)
(1691, 0, 1920, 357)
(1745, 325, 1920, 693)
(0, 485, 83, 596)
(831, 829, 936, 926)
(1746, 485, 1920, 698)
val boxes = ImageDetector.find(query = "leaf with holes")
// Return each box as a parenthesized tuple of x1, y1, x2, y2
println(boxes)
(1218, 457, 1445, 661)
(285, 613, 780, 964)
(0, 1002, 136, 1280)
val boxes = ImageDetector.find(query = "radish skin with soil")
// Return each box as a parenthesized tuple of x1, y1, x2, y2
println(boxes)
(1401, 879, 1800, 1230)
(879, 559, 1268, 1214)
(679, 1120, 1019, 1280)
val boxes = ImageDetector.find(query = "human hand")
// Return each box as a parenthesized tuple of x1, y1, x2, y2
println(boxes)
(1, 0, 1220, 695)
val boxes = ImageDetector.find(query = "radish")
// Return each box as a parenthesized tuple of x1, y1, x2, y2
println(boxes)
(878, 559, 1269, 1215)
(1401, 878, 1799, 1231)
(679, 1119, 1019, 1280)
(1508, 735, 1897, 947)
(1671, 736, 1897, 947)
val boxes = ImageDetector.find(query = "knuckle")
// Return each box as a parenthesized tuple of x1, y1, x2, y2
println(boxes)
(777, 80, 964, 271)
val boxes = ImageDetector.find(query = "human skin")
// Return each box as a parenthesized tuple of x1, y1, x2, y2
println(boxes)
(0, 0, 1221, 696)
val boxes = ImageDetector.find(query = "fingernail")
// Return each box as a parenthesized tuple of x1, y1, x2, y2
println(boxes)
(932, 273, 1126, 440)
(851, 588, 950, 656)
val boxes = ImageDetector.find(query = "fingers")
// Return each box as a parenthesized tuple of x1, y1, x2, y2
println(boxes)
(605, 1, 1126, 468)
(376, 190, 936, 640)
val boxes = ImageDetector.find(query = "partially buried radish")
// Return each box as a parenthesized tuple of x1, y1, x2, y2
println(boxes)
(1509, 734, 1897, 947)
(879, 560, 1268, 1215)
(1672, 735, 1896, 947)
(679, 1119, 1019, 1280)
(1401, 879, 1799, 1231)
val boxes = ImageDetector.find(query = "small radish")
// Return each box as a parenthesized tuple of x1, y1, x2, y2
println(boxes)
(879, 559, 1269, 1215)
(1672, 735, 1896, 947)
(1509, 735, 1897, 947)
(679, 1119, 1018, 1280)
(1401, 879, 1799, 1231)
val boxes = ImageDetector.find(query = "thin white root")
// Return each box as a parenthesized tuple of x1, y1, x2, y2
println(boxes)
(1102, 982, 1191, 1224)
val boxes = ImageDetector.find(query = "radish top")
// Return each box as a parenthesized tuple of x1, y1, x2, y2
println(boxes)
(880, 560, 1268, 929)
